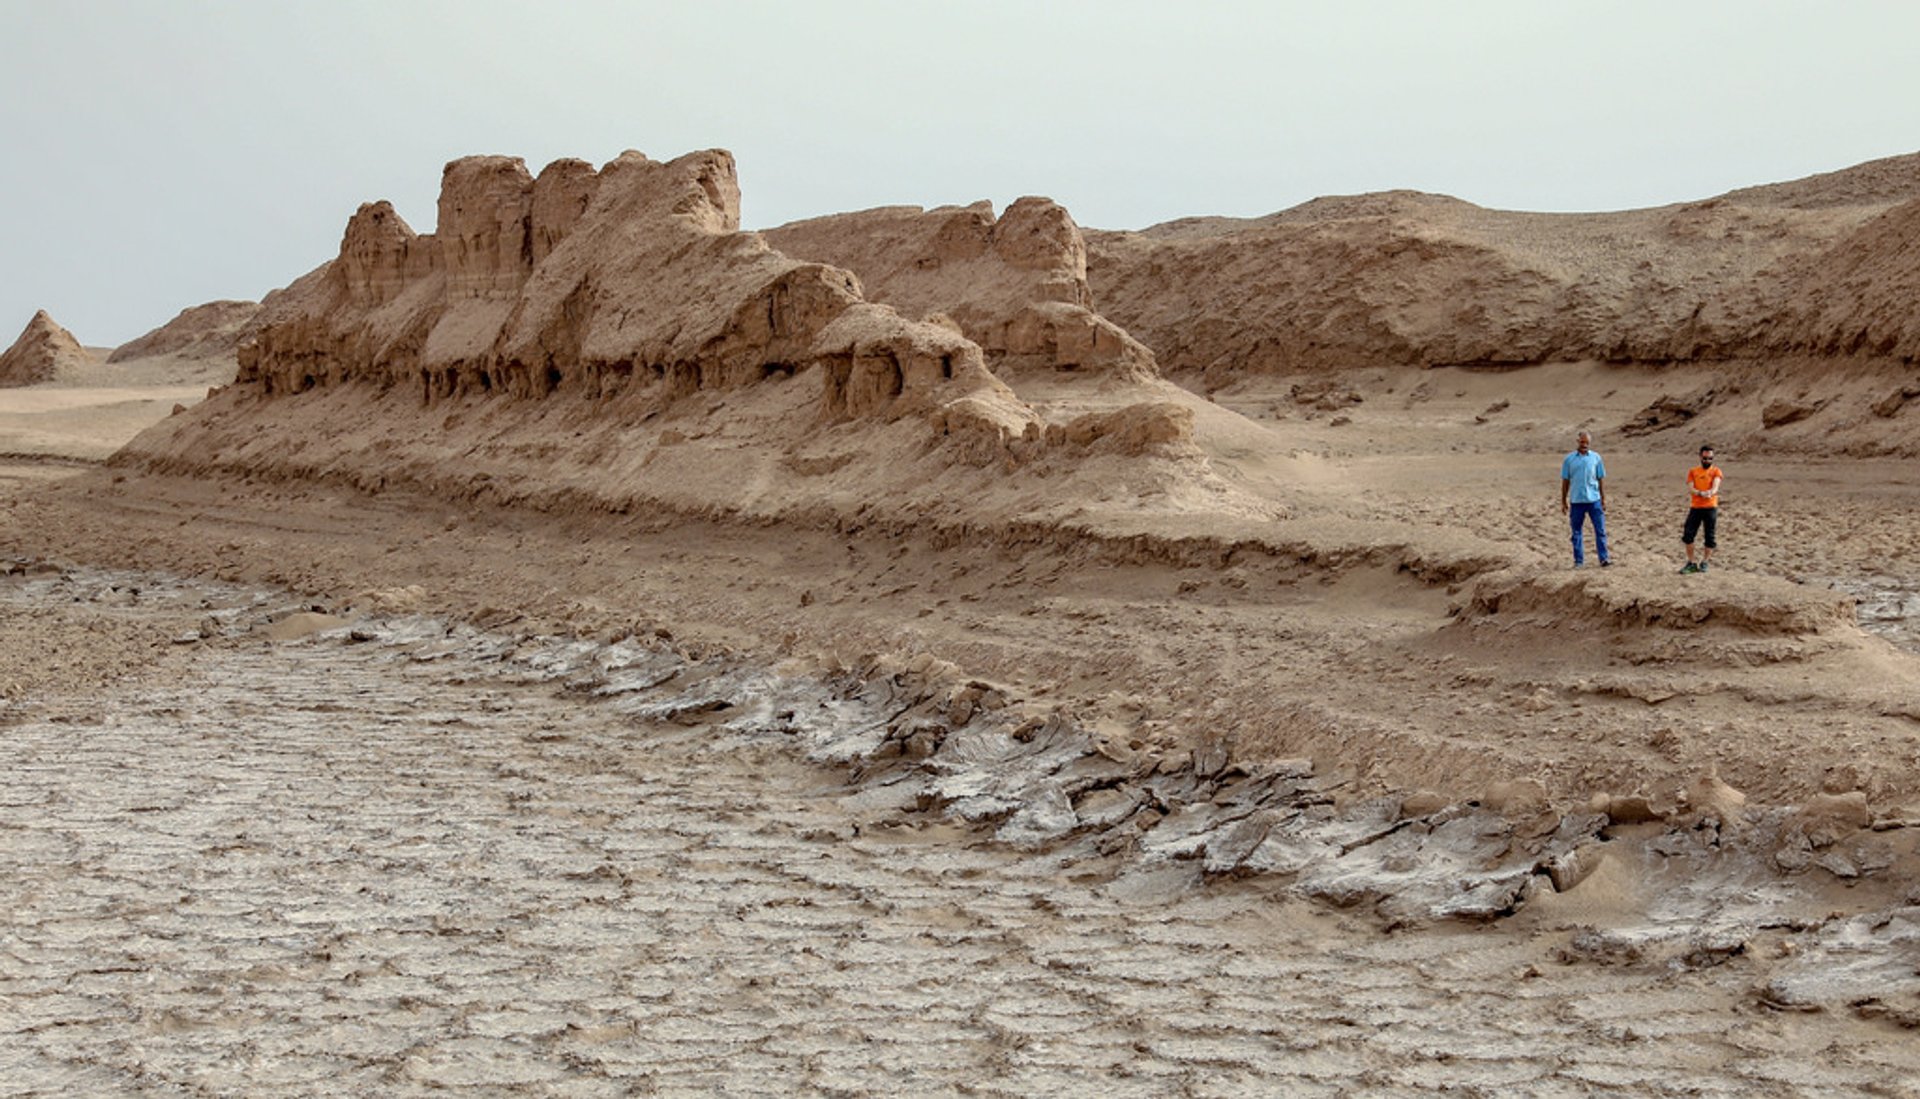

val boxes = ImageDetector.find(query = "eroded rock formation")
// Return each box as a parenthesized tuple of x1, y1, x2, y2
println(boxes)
(117, 148, 1255, 535)
(0, 310, 90, 386)
(237, 149, 1011, 428)
(765, 198, 1156, 378)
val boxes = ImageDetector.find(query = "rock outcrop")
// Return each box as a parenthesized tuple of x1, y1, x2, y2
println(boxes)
(765, 198, 1156, 378)
(109, 300, 261, 363)
(236, 149, 1004, 424)
(122, 149, 1253, 534)
(0, 310, 91, 386)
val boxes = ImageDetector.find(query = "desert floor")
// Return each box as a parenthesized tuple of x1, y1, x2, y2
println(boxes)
(5, 366, 1920, 1094)
(5, 361, 1915, 815)
(2, 565, 1917, 1096)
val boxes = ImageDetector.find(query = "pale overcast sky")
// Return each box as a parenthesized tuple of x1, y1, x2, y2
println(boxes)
(4, 1, 1918, 345)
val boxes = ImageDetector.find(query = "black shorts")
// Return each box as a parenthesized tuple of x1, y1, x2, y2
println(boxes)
(1682, 507, 1717, 548)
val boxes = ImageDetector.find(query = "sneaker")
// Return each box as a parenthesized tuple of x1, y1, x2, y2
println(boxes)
(1572, 562, 1584, 569)
(1698, 561, 1710, 572)
(1599, 559, 1612, 568)
(1680, 563, 1699, 574)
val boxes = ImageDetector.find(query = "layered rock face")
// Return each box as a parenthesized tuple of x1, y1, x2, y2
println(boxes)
(0, 310, 90, 386)
(765, 198, 1156, 378)
(109, 300, 261, 363)
(238, 149, 1005, 422)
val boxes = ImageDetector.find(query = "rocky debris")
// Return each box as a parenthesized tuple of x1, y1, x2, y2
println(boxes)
(0, 309, 91, 386)
(764, 198, 1157, 378)
(1041, 402, 1195, 455)
(1754, 908, 1920, 1021)
(1619, 387, 1718, 436)
(1686, 771, 1749, 827)
(1590, 793, 1665, 825)
(1796, 791, 1874, 837)
(1872, 385, 1920, 417)
(1761, 396, 1827, 428)
(108, 300, 260, 363)
(1289, 378, 1364, 411)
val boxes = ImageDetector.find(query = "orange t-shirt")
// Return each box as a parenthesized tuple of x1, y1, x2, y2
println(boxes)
(1687, 465, 1722, 509)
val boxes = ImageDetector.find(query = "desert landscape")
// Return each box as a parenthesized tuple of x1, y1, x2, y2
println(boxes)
(4, 146, 1920, 1093)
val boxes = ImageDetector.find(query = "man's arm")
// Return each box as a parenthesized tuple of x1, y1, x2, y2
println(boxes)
(1597, 476, 1606, 510)
(1561, 477, 1570, 513)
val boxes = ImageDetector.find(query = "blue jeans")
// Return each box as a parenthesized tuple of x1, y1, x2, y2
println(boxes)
(1569, 501, 1609, 565)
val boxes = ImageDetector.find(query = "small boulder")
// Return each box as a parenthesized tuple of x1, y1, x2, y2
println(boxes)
(1761, 397, 1824, 428)
(1686, 771, 1748, 825)
(1796, 791, 1872, 835)
(263, 612, 349, 641)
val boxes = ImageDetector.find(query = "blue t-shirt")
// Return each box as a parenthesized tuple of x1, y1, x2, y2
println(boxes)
(1561, 450, 1606, 504)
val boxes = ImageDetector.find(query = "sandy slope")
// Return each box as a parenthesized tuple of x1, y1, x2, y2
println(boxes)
(1086, 153, 1920, 414)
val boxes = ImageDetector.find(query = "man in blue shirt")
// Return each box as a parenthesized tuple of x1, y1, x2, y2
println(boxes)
(1559, 431, 1611, 567)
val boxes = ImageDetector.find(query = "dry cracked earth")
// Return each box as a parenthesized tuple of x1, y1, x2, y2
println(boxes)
(4, 570, 1920, 1098)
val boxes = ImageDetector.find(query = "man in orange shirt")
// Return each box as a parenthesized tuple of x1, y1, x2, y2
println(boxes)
(1680, 443, 1722, 574)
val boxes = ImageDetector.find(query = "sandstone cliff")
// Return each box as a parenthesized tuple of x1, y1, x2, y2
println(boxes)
(0, 310, 94, 386)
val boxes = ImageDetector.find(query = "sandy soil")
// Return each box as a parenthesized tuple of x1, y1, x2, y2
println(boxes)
(6, 358, 1916, 823)
(0, 385, 209, 461)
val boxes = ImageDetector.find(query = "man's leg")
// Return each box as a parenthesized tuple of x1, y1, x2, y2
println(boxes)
(1683, 509, 1701, 566)
(1701, 508, 1716, 566)
(1592, 505, 1610, 564)
(1569, 504, 1587, 565)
